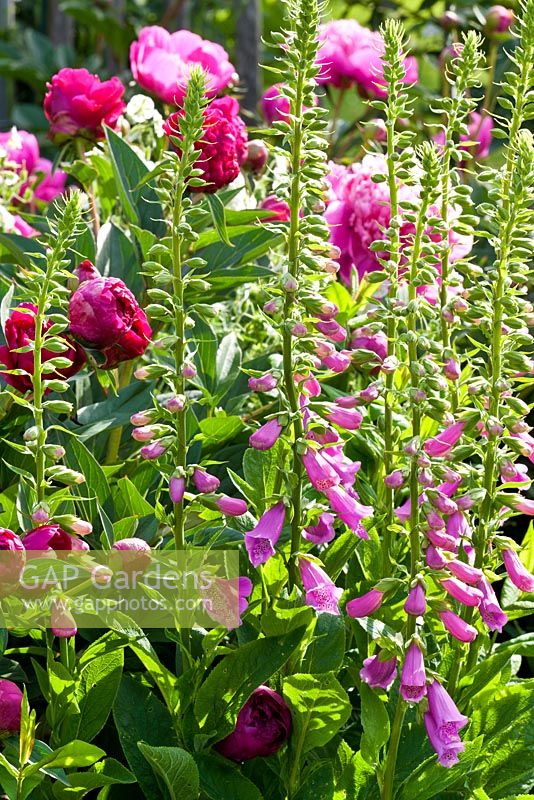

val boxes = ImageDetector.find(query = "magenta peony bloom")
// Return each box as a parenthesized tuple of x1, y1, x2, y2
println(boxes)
(0, 680, 23, 735)
(111, 538, 151, 573)
(302, 448, 340, 492)
(360, 653, 398, 691)
(404, 583, 427, 616)
(244, 502, 285, 568)
(44, 68, 125, 142)
(0, 303, 86, 393)
(0, 528, 25, 585)
(32, 158, 67, 203)
(204, 575, 253, 629)
(441, 577, 483, 607)
(485, 5, 515, 33)
(299, 558, 342, 615)
(400, 642, 426, 703)
(0, 128, 39, 173)
(435, 111, 493, 161)
(192, 469, 220, 494)
(164, 96, 247, 193)
(130, 26, 236, 106)
(69, 263, 151, 369)
(325, 485, 372, 535)
(169, 476, 186, 504)
(249, 417, 283, 451)
(439, 609, 478, 642)
(478, 575, 508, 631)
(303, 512, 336, 544)
(346, 588, 383, 618)
(316, 19, 417, 96)
(215, 495, 248, 516)
(502, 548, 534, 592)
(424, 421, 465, 458)
(258, 196, 291, 223)
(216, 686, 291, 761)
(23, 524, 88, 555)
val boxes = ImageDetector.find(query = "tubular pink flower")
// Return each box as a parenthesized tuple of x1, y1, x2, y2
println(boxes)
(321, 349, 352, 373)
(426, 545, 447, 569)
(346, 588, 383, 618)
(299, 559, 342, 615)
(441, 577, 483, 607)
(141, 441, 167, 460)
(500, 461, 530, 484)
(215, 495, 248, 517)
(325, 485, 372, 535)
(426, 528, 458, 552)
(204, 576, 253, 630)
(508, 495, 534, 515)
(169, 476, 185, 504)
(316, 319, 347, 343)
(248, 373, 278, 392)
(424, 712, 465, 768)
(400, 642, 427, 703)
(360, 653, 398, 691)
(385, 470, 405, 489)
(303, 512, 336, 544)
(350, 328, 388, 363)
(423, 422, 465, 457)
(324, 404, 363, 430)
(192, 469, 220, 494)
(447, 559, 483, 586)
(249, 418, 283, 451)
(439, 609, 478, 642)
(111, 538, 152, 573)
(478, 575, 509, 631)
(130, 26, 236, 106)
(502, 548, 534, 592)
(51, 601, 77, 638)
(427, 680, 468, 743)
(244, 502, 285, 568)
(404, 583, 427, 616)
(302, 448, 340, 492)
(446, 511, 470, 540)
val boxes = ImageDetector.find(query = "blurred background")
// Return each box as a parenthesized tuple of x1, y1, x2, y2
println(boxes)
(0, 1, 515, 152)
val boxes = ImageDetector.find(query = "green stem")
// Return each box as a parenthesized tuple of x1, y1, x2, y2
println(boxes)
(172, 182, 187, 551)
(381, 696, 407, 800)
(285, 53, 305, 590)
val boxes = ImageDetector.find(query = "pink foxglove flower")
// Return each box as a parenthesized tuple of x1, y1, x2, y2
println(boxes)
(360, 653, 398, 691)
(302, 448, 340, 492)
(423, 422, 465, 458)
(303, 512, 336, 544)
(324, 403, 363, 430)
(204, 576, 253, 630)
(299, 559, 342, 615)
(439, 609, 478, 642)
(321, 349, 352, 373)
(111, 538, 151, 573)
(248, 373, 277, 392)
(441, 577, 483, 607)
(426, 544, 447, 569)
(351, 328, 388, 364)
(51, 601, 77, 638)
(215, 495, 248, 517)
(249, 418, 283, 451)
(400, 642, 426, 703)
(426, 680, 468, 749)
(130, 26, 236, 106)
(502, 548, 534, 592)
(316, 319, 346, 343)
(447, 559, 483, 586)
(478, 576, 508, 631)
(169, 476, 186, 504)
(424, 712, 464, 768)
(346, 588, 383, 618)
(141, 442, 167, 460)
(192, 469, 220, 494)
(244, 502, 285, 568)
(325, 485, 372, 535)
(385, 470, 405, 489)
(404, 583, 427, 616)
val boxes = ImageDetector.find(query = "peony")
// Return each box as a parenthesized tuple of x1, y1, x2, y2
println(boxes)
(0, 303, 86, 393)
(0, 679, 23, 735)
(258, 195, 291, 223)
(261, 82, 317, 125)
(23, 524, 89, 555)
(69, 262, 151, 369)
(31, 159, 67, 203)
(435, 111, 493, 160)
(130, 26, 236, 106)
(317, 19, 418, 97)
(325, 154, 472, 284)
(0, 528, 25, 587)
(163, 96, 247, 193)
(216, 686, 291, 761)
(0, 128, 39, 174)
(44, 68, 125, 142)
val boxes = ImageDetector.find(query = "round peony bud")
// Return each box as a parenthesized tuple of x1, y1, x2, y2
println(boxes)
(485, 5, 514, 33)
(0, 680, 23, 735)
(216, 686, 291, 761)
(44, 68, 125, 142)
(243, 139, 268, 173)
(111, 538, 151, 573)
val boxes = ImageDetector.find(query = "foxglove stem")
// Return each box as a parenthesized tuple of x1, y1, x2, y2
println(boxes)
(104, 361, 134, 465)
(172, 191, 186, 550)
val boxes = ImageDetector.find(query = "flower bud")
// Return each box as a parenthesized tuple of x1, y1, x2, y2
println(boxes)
(169, 475, 186, 504)
(291, 322, 308, 337)
(23, 426, 39, 442)
(182, 363, 197, 379)
(165, 395, 186, 413)
(242, 139, 268, 173)
(485, 5, 514, 34)
(263, 299, 280, 315)
(282, 274, 298, 293)
(130, 410, 157, 426)
(385, 470, 404, 489)
(440, 9, 461, 29)
(31, 505, 50, 525)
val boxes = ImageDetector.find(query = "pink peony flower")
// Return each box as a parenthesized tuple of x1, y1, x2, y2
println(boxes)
(0, 303, 86, 393)
(0, 128, 39, 173)
(163, 96, 247, 193)
(435, 111, 493, 160)
(258, 196, 291, 222)
(32, 158, 67, 203)
(316, 19, 418, 96)
(44, 68, 125, 142)
(51, 601, 77, 638)
(244, 502, 285, 568)
(400, 642, 426, 703)
(299, 558, 342, 615)
(0, 680, 23, 735)
(0, 528, 25, 586)
(23, 524, 88, 555)
(485, 5, 515, 33)
(69, 262, 151, 369)
(360, 653, 397, 691)
(303, 512, 336, 544)
(216, 686, 291, 761)
(130, 26, 236, 106)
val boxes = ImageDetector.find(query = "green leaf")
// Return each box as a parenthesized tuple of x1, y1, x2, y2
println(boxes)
(62, 649, 123, 743)
(206, 193, 234, 247)
(294, 761, 335, 800)
(359, 684, 390, 766)
(301, 614, 345, 674)
(114, 476, 154, 520)
(242, 441, 286, 512)
(197, 415, 243, 449)
(113, 675, 178, 800)
(0, 232, 45, 269)
(25, 741, 106, 776)
(336, 748, 378, 800)
(52, 758, 135, 799)
(396, 739, 483, 800)
(137, 744, 199, 800)
(214, 333, 242, 402)
(105, 126, 165, 236)
(194, 754, 262, 800)
(283, 673, 351, 755)
(195, 627, 306, 741)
